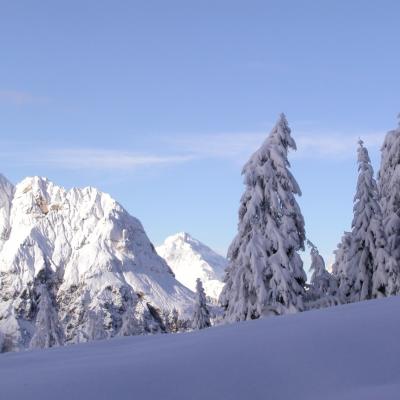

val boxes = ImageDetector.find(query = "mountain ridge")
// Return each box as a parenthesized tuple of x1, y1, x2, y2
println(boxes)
(157, 232, 228, 300)
(0, 175, 194, 352)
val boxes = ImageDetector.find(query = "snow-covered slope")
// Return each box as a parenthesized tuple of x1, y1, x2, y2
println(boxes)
(156, 232, 228, 300)
(0, 175, 194, 352)
(1, 297, 399, 400)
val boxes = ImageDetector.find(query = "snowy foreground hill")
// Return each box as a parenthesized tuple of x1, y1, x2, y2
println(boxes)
(1, 297, 400, 400)
(0, 175, 194, 352)
(157, 232, 227, 300)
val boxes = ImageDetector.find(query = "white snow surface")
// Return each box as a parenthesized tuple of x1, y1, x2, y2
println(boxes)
(0, 175, 194, 350)
(156, 232, 227, 300)
(1, 296, 400, 400)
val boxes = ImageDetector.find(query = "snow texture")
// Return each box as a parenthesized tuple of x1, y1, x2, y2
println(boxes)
(1, 296, 400, 400)
(378, 119, 400, 266)
(308, 242, 336, 294)
(157, 232, 227, 300)
(333, 141, 399, 303)
(305, 240, 338, 308)
(0, 175, 195, 351)
(220, 114, 307, 321)
(192, 278, 211, 329)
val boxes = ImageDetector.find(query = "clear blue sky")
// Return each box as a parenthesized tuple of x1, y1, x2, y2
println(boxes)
(0, 1, 399, 266)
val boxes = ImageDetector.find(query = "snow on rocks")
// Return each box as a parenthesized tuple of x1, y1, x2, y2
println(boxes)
(156, 232, 227, 300)
(0, 175, 194, 351)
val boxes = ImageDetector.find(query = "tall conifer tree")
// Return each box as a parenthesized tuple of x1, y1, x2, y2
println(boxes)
(192, 279, 211, 330)
(334, 140, 398, 302)
(220, 114, 307, 321)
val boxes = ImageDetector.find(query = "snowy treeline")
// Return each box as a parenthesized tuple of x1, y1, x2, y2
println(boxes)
(220, 115, 400, 322)
(305, 240, 338, 308)
(332, 140, 399, 302)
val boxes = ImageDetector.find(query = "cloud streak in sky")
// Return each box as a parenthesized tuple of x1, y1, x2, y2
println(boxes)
(171, 131, 386, 162)
(0, 90, 48, 106)
(29, 149, 194, 170)
(0, 131, 387, 171)
(294, 132, 385, 159)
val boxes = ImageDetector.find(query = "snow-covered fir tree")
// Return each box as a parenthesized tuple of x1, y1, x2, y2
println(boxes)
(192, 279, 211, 330)
(372, 237, 399, 298)
(30, 285, 64, 349)
(162, 309, 171, 331)
(170, 308, 180, 333)
(306, 240, 338, 306)
(332, 232, 352, 282)
(333, 140, 398, 302)
(220, 114, 307, 322)
(162, 308, 180, 333)
(84, 310, 107, 342)
(29, 267, 64, 349)
(378, 117, 400, 266)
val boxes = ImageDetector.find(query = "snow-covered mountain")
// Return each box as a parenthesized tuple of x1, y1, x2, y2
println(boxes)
(2, 296, 399, 400)
(156, 232, 228, 300)
(0, 175, 194, 352)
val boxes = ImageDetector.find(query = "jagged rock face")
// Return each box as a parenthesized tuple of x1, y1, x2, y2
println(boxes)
(157, 233, 227, 301)
(0, 176, 194, 352)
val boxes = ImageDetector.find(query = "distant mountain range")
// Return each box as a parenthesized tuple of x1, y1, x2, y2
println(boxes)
(157, 232, 228, 301)
(0, 175, 194, 352)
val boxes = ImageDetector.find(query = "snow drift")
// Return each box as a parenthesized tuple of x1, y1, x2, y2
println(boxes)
(1, 296, 399, 400)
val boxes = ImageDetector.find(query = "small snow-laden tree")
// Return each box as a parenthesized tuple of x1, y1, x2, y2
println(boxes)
(333, 140, 398, 303)
(29, 265, 64, 349)
(162, 309, 171, 332)
(30, 284, 64, 349)
(332, 231, 352, 300)
(220, 114, 307, 322)
(161, 308, 179, 333)
(119, 307, 142, 337)
(170, 308, 179, 333)
(378, 117, 400, 271)
(192, 279, 211, 330)
(83, 309, 107, 342)
(370, 218, 400, 298)
(306, 240, 338, 308)
(162, 308, 180, 333)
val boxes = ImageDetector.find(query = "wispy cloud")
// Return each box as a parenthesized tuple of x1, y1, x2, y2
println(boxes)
(294, 132, 385, 159)
(42, 149, 194, 169)
(0, 90, 48, 106)
(171, 132, 265, 159)
(0, 131, 387, 172)
(170, 131, 386, 162)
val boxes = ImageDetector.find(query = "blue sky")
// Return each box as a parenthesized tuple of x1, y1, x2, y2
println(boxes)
(0, 1, 399, 266)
